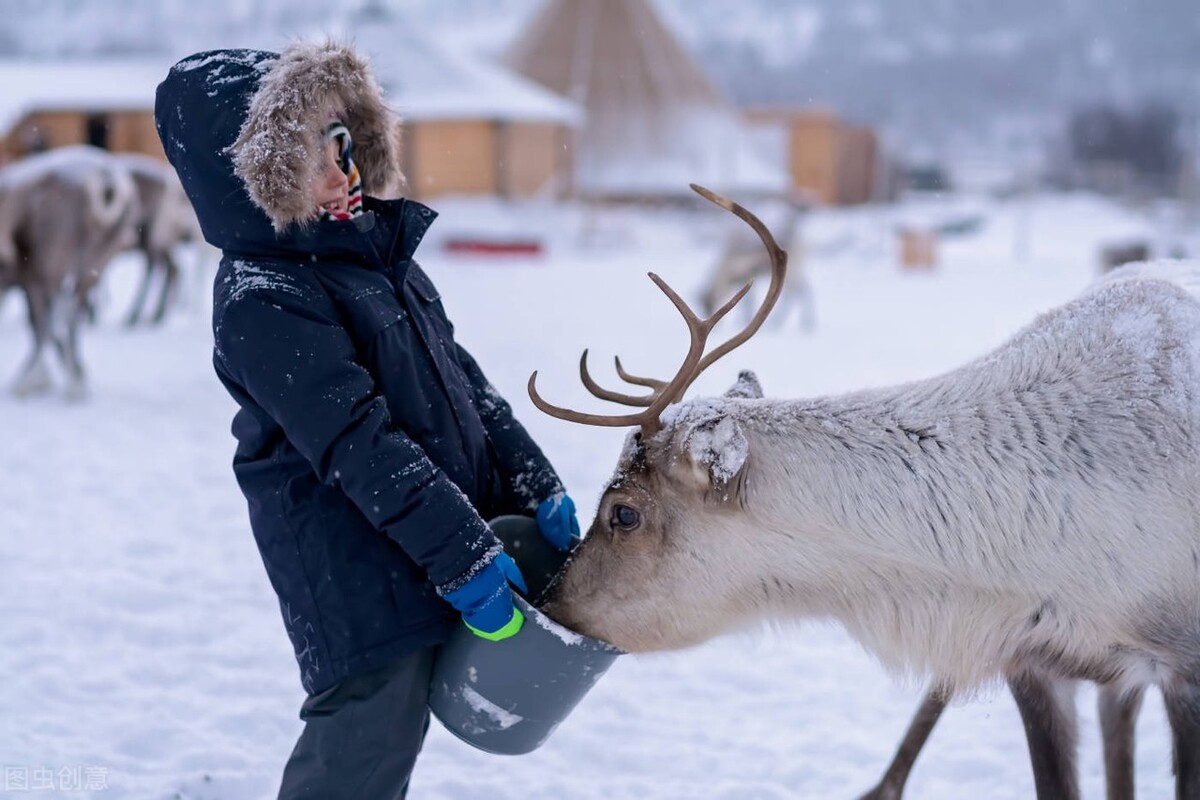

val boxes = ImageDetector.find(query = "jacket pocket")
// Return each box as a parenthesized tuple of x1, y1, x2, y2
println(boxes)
(404, 263, 458, 343)
(346, 289, 409, 341)
(405, 263, 441, 303)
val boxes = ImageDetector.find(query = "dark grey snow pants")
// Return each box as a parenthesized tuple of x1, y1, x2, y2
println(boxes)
(277, 648, 437, 800)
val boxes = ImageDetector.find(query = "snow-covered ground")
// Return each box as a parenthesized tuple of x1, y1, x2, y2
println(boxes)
(0, 192, 1193, 799)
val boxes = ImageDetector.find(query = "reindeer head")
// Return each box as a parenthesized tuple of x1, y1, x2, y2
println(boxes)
(531, 185, 786, 652)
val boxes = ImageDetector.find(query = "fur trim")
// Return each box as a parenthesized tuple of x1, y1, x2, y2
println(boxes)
(229, 40, 406, 232)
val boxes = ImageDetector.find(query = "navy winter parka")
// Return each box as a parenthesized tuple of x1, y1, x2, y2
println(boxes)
(154, 44, 564, 694)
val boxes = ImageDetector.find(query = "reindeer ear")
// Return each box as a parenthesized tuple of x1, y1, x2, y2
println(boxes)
(723, 370, 763, 399)
(678, 415, 749, 492)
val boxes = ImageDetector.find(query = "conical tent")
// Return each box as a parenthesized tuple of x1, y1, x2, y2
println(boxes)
(504, 0, 789, 200)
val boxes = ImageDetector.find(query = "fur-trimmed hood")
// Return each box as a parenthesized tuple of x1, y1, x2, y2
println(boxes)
(230, 41, 404, 232)
(155, 41, 406, 253)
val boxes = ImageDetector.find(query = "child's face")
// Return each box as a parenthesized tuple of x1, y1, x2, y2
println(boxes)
(311, 138, 350, 216)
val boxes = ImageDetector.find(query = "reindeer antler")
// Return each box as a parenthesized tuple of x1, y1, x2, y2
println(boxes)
(528, 183, 788, 435)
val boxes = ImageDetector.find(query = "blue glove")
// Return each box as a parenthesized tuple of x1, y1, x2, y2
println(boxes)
(536, 492, 581, 551)
(442, 551, 527, 641)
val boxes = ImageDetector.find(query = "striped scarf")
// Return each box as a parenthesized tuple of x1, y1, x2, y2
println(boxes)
(320, 120, 364, 222)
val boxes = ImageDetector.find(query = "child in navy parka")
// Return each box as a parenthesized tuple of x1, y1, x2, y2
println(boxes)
(155, 41, 580, 798)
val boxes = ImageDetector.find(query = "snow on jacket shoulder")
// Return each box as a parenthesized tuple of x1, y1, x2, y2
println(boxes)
(155, 42, 563, 694)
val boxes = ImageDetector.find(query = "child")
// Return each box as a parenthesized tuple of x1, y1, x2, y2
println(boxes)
(154, 41, 580, 798)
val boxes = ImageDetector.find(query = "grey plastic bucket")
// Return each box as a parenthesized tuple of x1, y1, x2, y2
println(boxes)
(428, 515, 623, 755)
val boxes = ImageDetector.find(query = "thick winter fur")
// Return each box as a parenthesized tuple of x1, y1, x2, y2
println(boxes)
(229, 40, 405, 232)
(546, 261, 1200, 699)
(0, 146, 138, 397)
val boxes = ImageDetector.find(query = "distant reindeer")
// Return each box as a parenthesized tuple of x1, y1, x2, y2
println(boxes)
(113, 153, 201, 326)
(530, 184, 1200, 798)
(0, 146, 138, 398)
(700, 194, 814, 332)
(1099, 239, 1152, 275)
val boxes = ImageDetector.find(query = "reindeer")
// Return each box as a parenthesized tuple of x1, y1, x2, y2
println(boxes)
(112, 152, 201, 326)
(0, 146, 138, 398)
(530, 184, 1200, 798)
(700, 192, 814, 332)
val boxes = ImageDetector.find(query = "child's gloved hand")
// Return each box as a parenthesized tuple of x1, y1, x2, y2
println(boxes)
(443, 552, 527, 641)
(536, 492, 580, 551)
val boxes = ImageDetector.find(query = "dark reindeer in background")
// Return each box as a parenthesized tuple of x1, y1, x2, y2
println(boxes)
(0, 146, 138, 398)
(699, 192, 814, 332)
(531, 184, 1200, 799)
(113, 152, 202, 327)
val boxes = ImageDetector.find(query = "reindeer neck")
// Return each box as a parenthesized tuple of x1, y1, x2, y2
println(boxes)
(734, 278, 1197, 581)
(734, 381, 1056, 585)
(728, 388, 1093, 684)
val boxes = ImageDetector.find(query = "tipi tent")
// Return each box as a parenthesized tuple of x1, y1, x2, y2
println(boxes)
(504, 0, 788, 200)
(333, 3, 582, 199)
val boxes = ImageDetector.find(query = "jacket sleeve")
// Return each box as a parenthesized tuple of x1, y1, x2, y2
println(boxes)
(455, 343, 565, 513)
(216, 283, 501, 595)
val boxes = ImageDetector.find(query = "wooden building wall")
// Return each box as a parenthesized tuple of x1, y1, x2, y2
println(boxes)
(404, 119, 570, 201)
(836, 124, 879, 206)
(746, 109, 880, 206)
(2, 108, 570, 203)
(499, 122, 570, 198)
(105, 111, 164, 158)
(2, 108, 165, 163)
(786, 112, 842, 206)
(405, 120, 498, 198)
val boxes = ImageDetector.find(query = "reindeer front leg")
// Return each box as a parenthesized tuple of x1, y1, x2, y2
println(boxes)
(1008, 668, 1080, 800)
(50, 283, 90, 402)
(857, 684, 949, 800)
(12, 282, 54, 397)
(151, 249, 182, 325)
(1099, 683, 1145, 800)
(124, 256, 156, 327)
(1162, 675, 1200, 799)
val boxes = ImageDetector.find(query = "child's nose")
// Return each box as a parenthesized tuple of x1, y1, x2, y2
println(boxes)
(324, 166, 347, 193)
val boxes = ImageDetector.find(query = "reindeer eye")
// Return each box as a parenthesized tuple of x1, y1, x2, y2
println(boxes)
(611, 504, 641, 530)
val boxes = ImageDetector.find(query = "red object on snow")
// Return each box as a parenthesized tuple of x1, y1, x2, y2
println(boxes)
(444, 238, 543, 256)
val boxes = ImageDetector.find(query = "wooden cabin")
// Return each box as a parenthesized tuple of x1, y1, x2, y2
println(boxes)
(0, 61, 170, 165)
(401, 119, 574, 201)
(0, 51, 580, 204)
(746, 108, 882, 206)
(3, 108, 163, 162)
